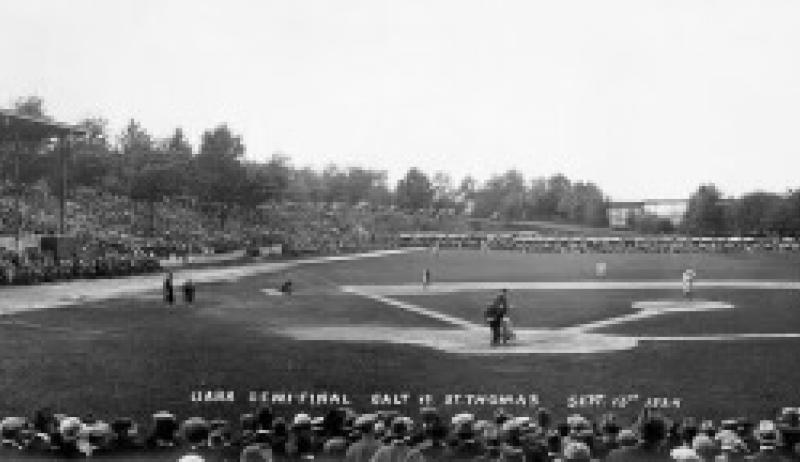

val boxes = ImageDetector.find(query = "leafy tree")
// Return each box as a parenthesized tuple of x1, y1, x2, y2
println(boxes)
(13, 95, 46, 118)
(733, 192, 783, 236)
(286, 167, 324, 203)
(431, 171, 455, 209)
(69, 117, 113, 189)
(196, 124, 246, 205)
(683, 184, 726, 235)
(321, 165, 348, 203)
(396, 167, 433, 210)
(767, 190, 800, 236)
(345, 167, 386, 205)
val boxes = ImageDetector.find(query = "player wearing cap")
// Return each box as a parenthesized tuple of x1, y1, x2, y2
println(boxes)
(683, 268, 697, 299)
(422, 268, 431, 290)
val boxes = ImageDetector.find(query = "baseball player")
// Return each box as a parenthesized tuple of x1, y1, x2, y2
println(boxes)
(682, 269, 696, 299)
(422, 268, 431, 289)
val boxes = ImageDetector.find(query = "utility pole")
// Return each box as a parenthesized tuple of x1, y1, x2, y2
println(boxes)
(14, 132, 21, 255)
(59, 135, 69, 235)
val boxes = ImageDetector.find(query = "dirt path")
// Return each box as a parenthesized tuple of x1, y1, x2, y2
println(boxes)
(281, 282, 800, 355)
(0, 249, 414, 316)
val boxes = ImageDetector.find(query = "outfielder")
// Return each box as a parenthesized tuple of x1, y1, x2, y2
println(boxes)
(682, 268, 696, 299)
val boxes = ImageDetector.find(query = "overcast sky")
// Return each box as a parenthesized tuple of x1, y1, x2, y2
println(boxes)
(2, 0, 799, 200)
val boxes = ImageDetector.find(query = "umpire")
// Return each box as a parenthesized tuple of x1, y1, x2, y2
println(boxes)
(183, 278, 195, 304)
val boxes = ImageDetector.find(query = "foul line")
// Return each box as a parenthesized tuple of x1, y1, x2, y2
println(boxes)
(342, 287, 480, 329)
(640, 333, 800, 342)
(343, 280, 800, 296)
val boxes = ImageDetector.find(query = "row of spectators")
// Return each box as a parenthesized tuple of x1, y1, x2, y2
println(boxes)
(2, 406, 800, 461)
(0, 183, 412, 260)
(398, 233, 800, 254)
(0, 246, 161, 285)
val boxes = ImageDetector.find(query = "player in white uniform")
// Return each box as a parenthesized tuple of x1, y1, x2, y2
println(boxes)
(682, 269, 696, 299)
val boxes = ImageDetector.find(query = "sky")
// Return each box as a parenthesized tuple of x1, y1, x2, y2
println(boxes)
(2, 0, 799, 200)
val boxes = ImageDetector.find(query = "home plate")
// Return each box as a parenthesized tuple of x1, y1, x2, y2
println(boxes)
(282, 326, 638, 354)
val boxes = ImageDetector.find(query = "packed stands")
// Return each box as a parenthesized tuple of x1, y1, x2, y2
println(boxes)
(3, 179, 799, 286)
(1, 404, 800, 460)
(397, 232, 800, 254)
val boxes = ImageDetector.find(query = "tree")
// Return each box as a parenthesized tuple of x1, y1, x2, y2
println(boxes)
(526, 177, 549, 219)
(286, 167, 324, 203)
(546, 174, 572, 220)
(260, 153, 291, 203)
(683, 184, 726, 235)
(396, 168, 433, 210)
(166, 127, 193, 158)
(196, 124, 246, 204)
(472, 170, 526, 220)
(780, 190, 800, 236)
(431, 171, 455, 209)
(732, 192, 782, 236)
(69, 117, 114, 190)
(346, 167, 387, 205)
(13, 95, 46, 118)
(365, 170, 391, 207)
(5, 96, 51, 187)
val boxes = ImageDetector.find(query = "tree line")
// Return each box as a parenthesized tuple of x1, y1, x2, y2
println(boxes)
(1, 96, 612, 229)
(4, 96, 797, 236)
(682, 184, 800, 237)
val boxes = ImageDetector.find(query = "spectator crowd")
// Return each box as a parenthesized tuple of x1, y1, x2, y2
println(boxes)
(398, 233, 800, 255)
(3, 181, 799, 287)
(2, 405, 800, 461)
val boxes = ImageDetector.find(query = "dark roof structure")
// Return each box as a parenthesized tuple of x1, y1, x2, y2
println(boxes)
(0, 108, 86, 142)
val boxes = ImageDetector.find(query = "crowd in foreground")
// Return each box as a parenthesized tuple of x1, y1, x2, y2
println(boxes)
(3, 406, 800, 461)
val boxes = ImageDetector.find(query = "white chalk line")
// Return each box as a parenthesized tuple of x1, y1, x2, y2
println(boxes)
(342, 288, 479, 329)
(567, 300, 735, 333)
(277, 283, 800, 354)
(640, 333, 800, 341)
(342, 280, 800, 296)
(0, 249, 418, 316)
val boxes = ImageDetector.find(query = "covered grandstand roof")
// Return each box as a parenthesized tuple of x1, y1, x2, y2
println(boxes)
(0, 108, 86, 141)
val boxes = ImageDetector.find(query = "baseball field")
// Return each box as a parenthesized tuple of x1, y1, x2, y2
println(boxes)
(1, 248, 799, 425)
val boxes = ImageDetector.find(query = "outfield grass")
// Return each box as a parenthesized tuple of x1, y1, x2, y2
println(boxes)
(1, 249, 799, 428)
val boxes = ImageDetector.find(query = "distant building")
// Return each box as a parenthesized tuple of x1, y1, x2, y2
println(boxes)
(607, 202, 644, 229)
(642, 199, 689, 227)
(608, 198, 689, 229)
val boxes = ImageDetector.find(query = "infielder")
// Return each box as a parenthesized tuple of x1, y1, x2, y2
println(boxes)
(422, 268, 431, 289)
